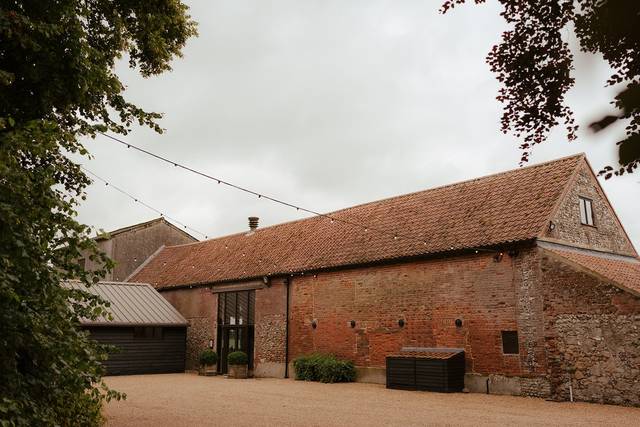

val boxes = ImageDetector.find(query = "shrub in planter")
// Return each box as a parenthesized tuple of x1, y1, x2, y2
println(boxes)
(200, 349, 218, 366)
(227, 351, 248, 379)
(293, 353, 356, 383)
(227, 351, 248, 365)
(199, 350, 218, 376)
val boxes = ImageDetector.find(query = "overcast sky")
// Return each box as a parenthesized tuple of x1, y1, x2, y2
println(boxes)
(76, 0, 639, 249)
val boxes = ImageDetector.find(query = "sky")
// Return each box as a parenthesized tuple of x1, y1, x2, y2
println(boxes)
(75, 0, 639, 249)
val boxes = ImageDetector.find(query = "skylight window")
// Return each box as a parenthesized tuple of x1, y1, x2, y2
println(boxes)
(579, 197, 594, 226)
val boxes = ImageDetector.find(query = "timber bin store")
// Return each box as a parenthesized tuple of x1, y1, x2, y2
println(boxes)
(67, 281, 188, 375)
(386, 348, 465, 392)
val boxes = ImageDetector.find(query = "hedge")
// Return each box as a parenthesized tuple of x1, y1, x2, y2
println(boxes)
(293, 354, 356, 383)
(227, 351, 248, 365)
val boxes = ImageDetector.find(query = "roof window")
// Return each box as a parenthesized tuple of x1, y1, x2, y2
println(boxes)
(579, 197, 594, 226)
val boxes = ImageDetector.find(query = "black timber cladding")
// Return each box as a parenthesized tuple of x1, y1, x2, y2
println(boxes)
(87, 326, 186, 375)
(66, 281, 188, 375)
(386, 348, 465, 392)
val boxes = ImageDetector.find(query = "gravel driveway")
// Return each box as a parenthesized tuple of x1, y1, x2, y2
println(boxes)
(104, 373, 639, 426)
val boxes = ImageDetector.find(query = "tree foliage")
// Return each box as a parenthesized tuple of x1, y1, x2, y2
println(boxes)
(0, 1, 196, 425)
(442, 0, 640, 177)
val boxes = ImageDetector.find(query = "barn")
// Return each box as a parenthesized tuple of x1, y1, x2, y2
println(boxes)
(69, 281, 188, 375)
(130, 154, 640, 405)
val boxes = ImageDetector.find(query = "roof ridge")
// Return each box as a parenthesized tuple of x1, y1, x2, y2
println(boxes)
(95, 281, 152, 286)
(161, 153, 585, 250)
(328, 152, 585, 217)
(95, 217, 198, 242)
(96, 217, 164, 238)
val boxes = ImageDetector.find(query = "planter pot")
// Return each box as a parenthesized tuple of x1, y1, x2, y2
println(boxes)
(203, 364, 217, 376)
(228, 364, 248, 379)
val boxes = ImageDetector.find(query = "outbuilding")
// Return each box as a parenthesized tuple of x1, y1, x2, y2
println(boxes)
(69, 281, 188, 375)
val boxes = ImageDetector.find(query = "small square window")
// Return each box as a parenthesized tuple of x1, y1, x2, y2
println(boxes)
(501, 331, 519, 354)
(579, 197, 594, 226)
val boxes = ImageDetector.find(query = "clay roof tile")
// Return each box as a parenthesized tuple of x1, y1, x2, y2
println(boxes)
(130, 155, 584, 288)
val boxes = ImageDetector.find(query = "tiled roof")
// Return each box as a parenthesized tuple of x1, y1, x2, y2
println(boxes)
(65, 281, 188, 326)
(542, 245, 640, 295)
(130, 154, 584, 289)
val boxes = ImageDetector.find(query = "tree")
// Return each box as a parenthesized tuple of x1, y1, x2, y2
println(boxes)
(441, 0, 640, 178)
(0, 1, 197, 425)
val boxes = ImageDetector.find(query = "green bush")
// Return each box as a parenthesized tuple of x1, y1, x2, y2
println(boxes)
(293, 353, 356, 383)
(199, 349, 218, 366)
(227, 351, 248, 365)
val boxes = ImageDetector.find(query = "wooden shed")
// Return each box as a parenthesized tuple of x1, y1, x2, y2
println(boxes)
(386, 348, 465, 392)
(68, 281, 188, 375)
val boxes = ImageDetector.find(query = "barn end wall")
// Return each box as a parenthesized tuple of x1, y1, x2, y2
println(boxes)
(112, 221, 196, 281)
(161, 287, 217, 371)
(84, 239, 114, 280)
(541, 254, 640, 406)
(544, 161, 636, 256)
(288, 248, 550, 396)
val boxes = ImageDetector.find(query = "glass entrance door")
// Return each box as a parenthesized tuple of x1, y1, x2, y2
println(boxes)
(216, 290, 255, 374)
(218, 325, 254, 374)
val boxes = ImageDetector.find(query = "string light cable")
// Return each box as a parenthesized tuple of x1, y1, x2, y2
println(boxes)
(98, 132, 496, 254)
(82, 166, 306, 277)
(81, 166, 209, 240)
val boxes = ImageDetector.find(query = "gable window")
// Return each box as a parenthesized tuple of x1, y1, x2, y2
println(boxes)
(501, 331, 519, 355)
(579, 197, 594, 226)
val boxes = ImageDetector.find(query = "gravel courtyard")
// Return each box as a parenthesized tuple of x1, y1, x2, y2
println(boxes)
(104, 374, 640, 426)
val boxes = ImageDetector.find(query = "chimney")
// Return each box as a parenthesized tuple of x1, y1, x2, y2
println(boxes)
(248, 216, 259, 232)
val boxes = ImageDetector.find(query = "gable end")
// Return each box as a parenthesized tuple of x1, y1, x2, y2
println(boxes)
(542, 158, 636, 256)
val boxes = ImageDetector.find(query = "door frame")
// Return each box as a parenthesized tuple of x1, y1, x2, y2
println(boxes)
(216, 325, 254, 374)
(215, 290, 256, 374)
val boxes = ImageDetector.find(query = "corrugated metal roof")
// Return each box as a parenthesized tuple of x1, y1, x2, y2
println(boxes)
(66, 281, 188, 326)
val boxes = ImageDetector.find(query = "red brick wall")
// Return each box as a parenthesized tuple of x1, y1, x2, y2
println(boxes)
(544, 161, 636, 256)
(288, 250, 541, 376)
(161, 287, 217, 370)
(541, 254, 640, 405)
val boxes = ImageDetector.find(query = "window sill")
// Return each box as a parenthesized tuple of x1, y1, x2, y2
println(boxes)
(580, 223, 597, 229)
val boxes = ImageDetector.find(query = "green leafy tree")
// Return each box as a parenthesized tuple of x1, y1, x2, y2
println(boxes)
(0, 1, 196, 425)
(442, 0, 639, 177)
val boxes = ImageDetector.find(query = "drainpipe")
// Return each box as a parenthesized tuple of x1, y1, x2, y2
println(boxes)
(284, 277, 291, 379)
